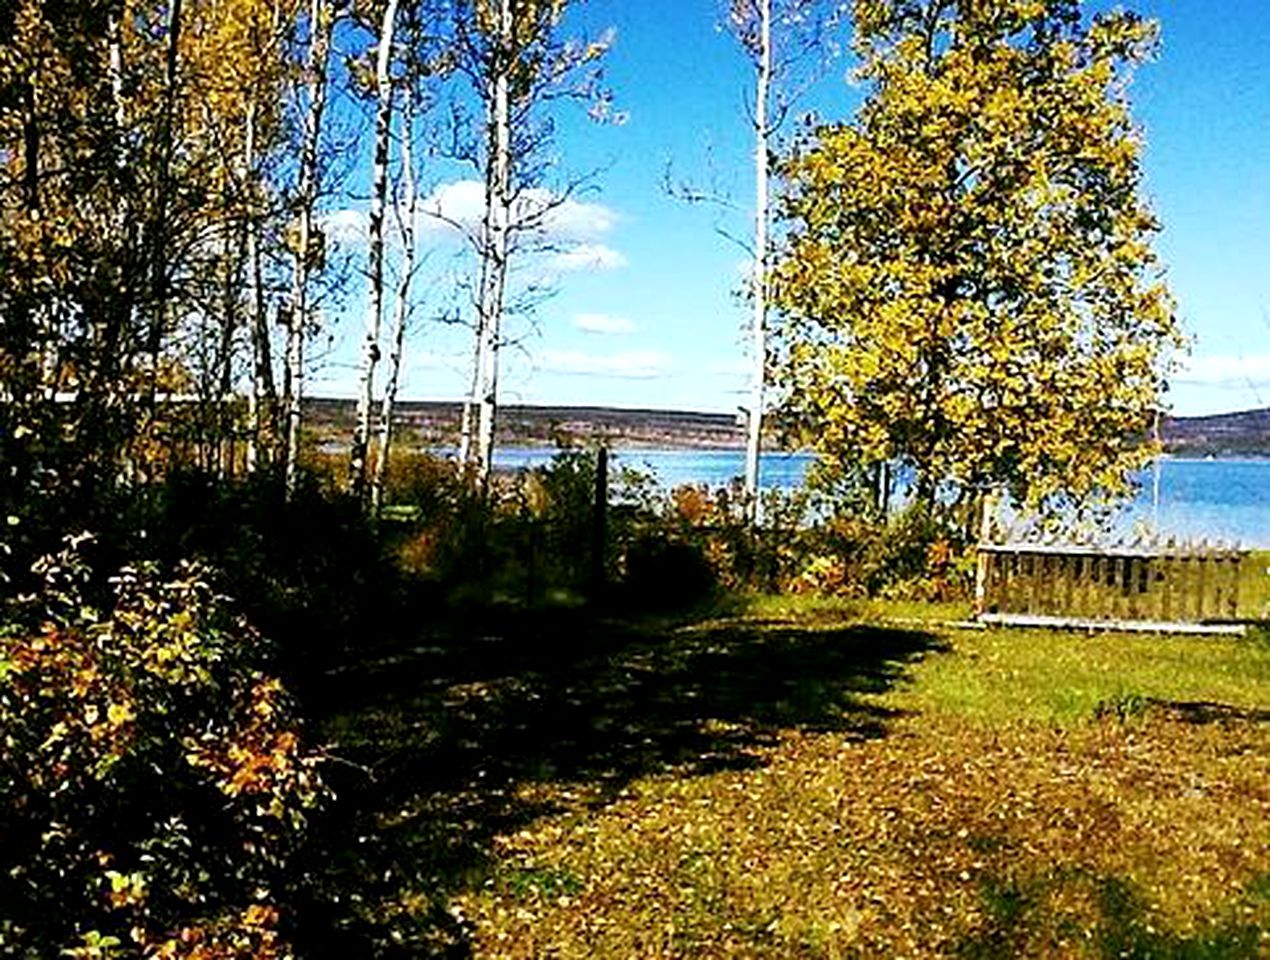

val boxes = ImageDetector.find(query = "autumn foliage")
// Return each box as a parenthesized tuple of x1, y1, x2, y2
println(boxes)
(0, 538, 325, 957)
(772, 0, 1182, 512)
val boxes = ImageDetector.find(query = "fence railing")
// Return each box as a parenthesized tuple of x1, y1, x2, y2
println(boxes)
(975, 540, 1247, 632)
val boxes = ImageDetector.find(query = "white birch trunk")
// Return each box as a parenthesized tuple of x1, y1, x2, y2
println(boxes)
(149, 0, 183, 406)
(350, 0, 400, 501)
(370, 85, 418, 514)
(458, 375, 476, 469)
(743, 0, 771, 524)
(107, 8, 127, 134)
(472, 0, 513, 484)
(285, 0, 333, 499)
(243, 102, 272, 473)
(217, 221, 238, 478)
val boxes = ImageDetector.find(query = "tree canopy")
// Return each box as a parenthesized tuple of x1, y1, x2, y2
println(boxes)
(770, 0, 1182, 512)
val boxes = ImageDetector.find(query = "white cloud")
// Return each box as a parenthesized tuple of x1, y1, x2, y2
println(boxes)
(328, 180, 626, 272)
(320, 208, 368, 244)
(537, 349, 672, 380)
(416, 180, 484, 236)
(530, 189, 618, 240)
(416, 180, 618, 242)
(1175, 354, 1270, 388)
(573, 312, 636, 335)
(550, 244, 628, 273)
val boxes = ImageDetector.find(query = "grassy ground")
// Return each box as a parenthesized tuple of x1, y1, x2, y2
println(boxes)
(308, 599, 1270, 958)
(1244, 550, 1270, 619)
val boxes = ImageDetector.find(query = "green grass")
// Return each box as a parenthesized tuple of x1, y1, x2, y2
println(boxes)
(876, 623, 1270, 725)
(744, 591, 971, 625)
(312, 596, 1270, 957)
(1243, 550, 1270, 618)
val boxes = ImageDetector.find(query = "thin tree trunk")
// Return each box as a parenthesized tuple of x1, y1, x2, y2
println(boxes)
(21, 70, 56, 401)
(243, 101, 275, 473)
(22, 74, 37, 213)
(286, 0, 333, 499)
(107, 7, 126, 131)
(103, 2, 133, 429)
(148, 0, 183, 409)
(472, 0, 512, 484)
(217, 222, 238, 478)
(458, 381, 476, 468)
(371, 86, 418, 515)
(743, 0, 771, 525)
(350, 0, 400, 501)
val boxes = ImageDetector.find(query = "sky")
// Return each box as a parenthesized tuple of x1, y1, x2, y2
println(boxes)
(314, 0, 1270, 418)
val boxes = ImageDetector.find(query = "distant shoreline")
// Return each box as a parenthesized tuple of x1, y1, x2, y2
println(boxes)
(305, 397, 1270, 458)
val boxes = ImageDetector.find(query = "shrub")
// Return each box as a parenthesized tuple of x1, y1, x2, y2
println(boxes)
(621, 481, 973, 603)
(108, 469, 405, 689)
(620, 531, 718, 609)
(388, 448, 658, 603)
(0, 536, 326, 957)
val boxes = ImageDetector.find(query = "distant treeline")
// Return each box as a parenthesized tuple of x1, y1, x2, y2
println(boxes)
(306, 398, 1270, 458)
(305, 398, 749, 451)
(1163, 407, 1270, 458)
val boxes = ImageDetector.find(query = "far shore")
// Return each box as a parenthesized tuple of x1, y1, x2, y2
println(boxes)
(306, 397, 1270, 459)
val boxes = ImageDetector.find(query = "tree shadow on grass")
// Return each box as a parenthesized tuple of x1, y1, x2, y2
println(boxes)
(292, 610, 945, 957)
(957, 867, 1265, 959)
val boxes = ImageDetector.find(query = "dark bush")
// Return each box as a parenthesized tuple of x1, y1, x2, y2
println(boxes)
(0, 538, 325, 957)
(111, 469, 407, 690)
(621, 533, 717, 609)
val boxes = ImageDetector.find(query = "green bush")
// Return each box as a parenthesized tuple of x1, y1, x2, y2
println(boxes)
(388, 448, 654, 603)
(0, 536, 326, 957)
(613, 480, 971, 603)
(113, 470, 407, 689)
(621, 533, 718, 609)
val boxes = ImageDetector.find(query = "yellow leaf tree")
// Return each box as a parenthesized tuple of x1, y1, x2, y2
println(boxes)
(771, 0, 1183, 517)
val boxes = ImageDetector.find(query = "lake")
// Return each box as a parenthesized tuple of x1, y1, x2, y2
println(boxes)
(482, 448, 1270, 548)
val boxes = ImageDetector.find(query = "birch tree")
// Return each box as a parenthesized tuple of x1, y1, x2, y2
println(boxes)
(450, 0, 614, 483)
(182, 0, 297, 475)
(726, 0, 845, 522)
(349, 0, 403, 500)
(239, 0, 295, 471)
(285, 0, 336, 498)
(370, 85, 422, 513)
(1, 0, 225, 492)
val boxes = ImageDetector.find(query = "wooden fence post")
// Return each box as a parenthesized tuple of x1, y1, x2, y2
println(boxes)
(591, 445, 608, 596)
(974, 491, 996, 618)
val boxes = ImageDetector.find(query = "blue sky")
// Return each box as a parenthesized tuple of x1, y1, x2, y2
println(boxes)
(315, 0, 1270, 418)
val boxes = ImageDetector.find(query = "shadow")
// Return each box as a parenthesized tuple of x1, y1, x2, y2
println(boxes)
(1145, 698, 1270, 726)
(291, 609, 945, 957)
(956, 867, 1265, 959)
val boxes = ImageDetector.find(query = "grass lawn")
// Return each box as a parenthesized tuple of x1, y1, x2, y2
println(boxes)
(311, 600, 1270, 958)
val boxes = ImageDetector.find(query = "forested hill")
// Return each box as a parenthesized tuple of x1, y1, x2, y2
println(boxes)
(1163, 406, 1270, 458)
(308, 398, 1270, 457)
(306, 398, 746, 449)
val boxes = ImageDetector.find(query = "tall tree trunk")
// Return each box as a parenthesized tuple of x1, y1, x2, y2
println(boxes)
(22, 70, 55, 402)
(350, 0, 400, 501)
(107, 7, 126, 132)
(472, 0, 512, 484)
(217, 222, 238, 478)
(243, 101, 275, 472)
(743, 0, 771, 525)
(458, 377, 476, 468)
(286, 0, 333, 499)
(371, 85, 418, 515)
(148, 0, 183, 408)
(22, 74, 37, 213)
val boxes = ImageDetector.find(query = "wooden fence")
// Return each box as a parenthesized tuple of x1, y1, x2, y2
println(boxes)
(975, 541, 1247, 634)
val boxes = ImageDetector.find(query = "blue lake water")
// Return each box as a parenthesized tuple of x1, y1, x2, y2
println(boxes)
(482, 449, 1270, 548)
